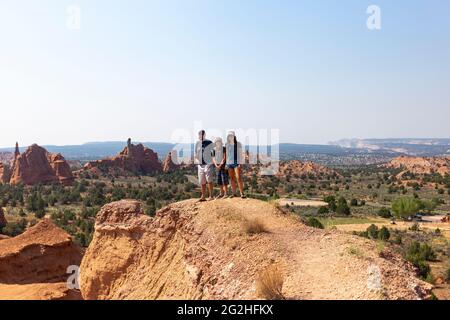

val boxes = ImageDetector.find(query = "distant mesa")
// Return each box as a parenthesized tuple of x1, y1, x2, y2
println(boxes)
(0, 143, 74, 186)
(383, 155, 450, 178)
(79, 138, 163, 176)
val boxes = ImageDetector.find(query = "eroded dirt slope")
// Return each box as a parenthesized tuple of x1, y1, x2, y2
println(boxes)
(80, 199, 432, 300)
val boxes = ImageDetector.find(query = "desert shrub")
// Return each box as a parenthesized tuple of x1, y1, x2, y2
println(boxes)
(1, 218, 27, 237)
(405, 241, 436, 279)
(377, 207, 392, 218)
(256, 264, 284, 300)
(445, 268, 450, 282)
(317, 206, 329, 214)
(350, 198, 358, 206)
(410, 223, 420, 232)
(306, 217, 324, 229)
(336, 197, 350, 215)
(378, 226, 390, 241)
(394, 234, 402, 245)
(244, 218, 267, 234)
(367, 224, 379, 239)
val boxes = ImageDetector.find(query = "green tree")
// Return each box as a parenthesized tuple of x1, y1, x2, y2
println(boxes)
(336, 197, 350, 215)
(391, 197, 420, 219)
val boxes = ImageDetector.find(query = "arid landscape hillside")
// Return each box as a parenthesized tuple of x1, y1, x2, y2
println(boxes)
(384, 156, 450, 178)
(79, 198, 431, 300)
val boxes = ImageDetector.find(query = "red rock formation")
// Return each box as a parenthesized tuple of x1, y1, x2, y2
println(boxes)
(0, 219, 82, 285)
(82, 140, 162, 176)
(162, 151, 181, 173)
(9, 144, 74, 186)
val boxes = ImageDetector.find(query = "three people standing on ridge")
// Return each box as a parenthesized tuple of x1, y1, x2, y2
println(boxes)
(195, 130, 246, 201)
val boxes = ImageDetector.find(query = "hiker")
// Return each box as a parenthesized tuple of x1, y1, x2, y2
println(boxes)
(194, 130, 215, 201)
(212, 137, 229, 198)
(225, 131, 246, 198)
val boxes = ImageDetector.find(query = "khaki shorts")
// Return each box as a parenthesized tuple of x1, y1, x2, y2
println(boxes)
(198, 164, 215, 185)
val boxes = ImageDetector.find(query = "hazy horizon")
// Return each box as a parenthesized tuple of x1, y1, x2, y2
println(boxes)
(1, 0, 450, 148)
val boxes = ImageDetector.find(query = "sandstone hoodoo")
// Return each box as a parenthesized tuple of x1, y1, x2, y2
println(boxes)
(0, 219, 82, 300)
(162, 151, 181, 173)
(80, 199, 431, 300)
(8, 144, 74, 186)
(81, 139, 162, 176)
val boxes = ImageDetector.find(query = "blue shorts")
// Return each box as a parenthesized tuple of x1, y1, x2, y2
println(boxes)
(217, 167, 229, 185)
(226, 164, 239, 169)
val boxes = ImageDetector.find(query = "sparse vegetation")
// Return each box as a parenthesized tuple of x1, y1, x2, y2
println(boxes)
(256, 264, 284, 300)
(305, 217, 324, 229)
(244, 218, 267, 234)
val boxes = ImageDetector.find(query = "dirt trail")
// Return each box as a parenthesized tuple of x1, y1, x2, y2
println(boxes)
(80, 198, 431, 300)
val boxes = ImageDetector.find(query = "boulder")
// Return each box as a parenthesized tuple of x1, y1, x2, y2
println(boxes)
(0, 219, 82, 284)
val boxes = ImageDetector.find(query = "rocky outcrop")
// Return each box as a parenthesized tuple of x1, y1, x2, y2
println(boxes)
(9, 144, 74, 186)
(81, 139, 162, 176)
(162, 151, 181, 173)
(384, 156, 450, 177)
(80, 199, 431, 300)
(0, 219, 82, 285)
(277, 160, 341, 178)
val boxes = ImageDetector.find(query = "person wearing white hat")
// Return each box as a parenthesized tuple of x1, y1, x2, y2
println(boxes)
(225, 131, 246, 198)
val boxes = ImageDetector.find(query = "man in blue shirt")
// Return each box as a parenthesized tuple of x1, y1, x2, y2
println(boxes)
(194, 130, 215, 201)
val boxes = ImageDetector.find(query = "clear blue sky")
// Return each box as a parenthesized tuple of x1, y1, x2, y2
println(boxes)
(1, 0, 449, 147)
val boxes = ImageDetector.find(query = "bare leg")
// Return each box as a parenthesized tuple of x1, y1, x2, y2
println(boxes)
(228, 168, 236, 196)
(199, 184, 207, 201)
(222, 185, 228, 196)
(235, 167, 245, 197)
(207, 182, 214, 200)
